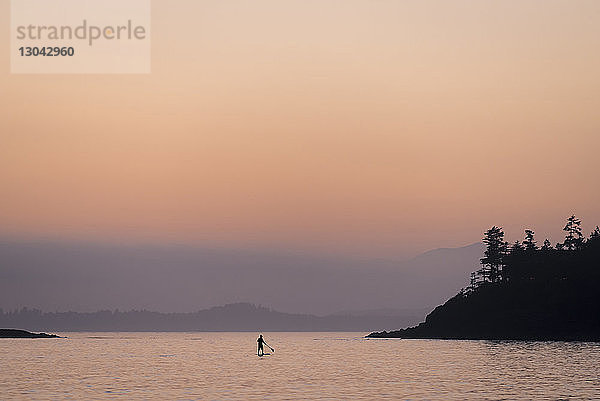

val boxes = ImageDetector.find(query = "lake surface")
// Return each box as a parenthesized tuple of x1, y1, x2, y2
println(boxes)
(1, 332, 599, 400)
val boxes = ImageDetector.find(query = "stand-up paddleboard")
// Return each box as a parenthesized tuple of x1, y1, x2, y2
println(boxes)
(258, 347, 274, 357)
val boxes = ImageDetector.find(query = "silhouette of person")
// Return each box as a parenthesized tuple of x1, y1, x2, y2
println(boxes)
(257, 334, 269, 356)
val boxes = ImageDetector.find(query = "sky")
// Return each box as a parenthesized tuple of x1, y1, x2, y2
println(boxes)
(1, 0, 599, 259)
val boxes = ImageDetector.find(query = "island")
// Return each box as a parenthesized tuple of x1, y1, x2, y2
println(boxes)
(369, 216, 600, 341)
(0, 329, 61, 338)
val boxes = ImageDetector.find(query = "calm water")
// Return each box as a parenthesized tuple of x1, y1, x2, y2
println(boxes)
(1, 332, 600, 400)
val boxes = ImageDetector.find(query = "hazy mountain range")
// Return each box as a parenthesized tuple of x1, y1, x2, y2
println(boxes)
(0, 303, 426, 332)
(0, 239, 483, 319)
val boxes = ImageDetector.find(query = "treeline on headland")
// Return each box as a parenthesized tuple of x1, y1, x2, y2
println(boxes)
(369, 215, 600, 340)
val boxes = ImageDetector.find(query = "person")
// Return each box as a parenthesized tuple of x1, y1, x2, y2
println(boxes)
(257, 334, 271, 356)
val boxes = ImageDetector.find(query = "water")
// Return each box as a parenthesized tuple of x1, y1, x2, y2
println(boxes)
(1, 332, 599, 400)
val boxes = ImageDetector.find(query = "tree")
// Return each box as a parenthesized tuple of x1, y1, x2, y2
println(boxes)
(523, 229, 537, 251)
(469, 272, 478, 292)
(511, 240, 524, 253)
(562, 215, 584, 250)
(541, 239, 553, 251)
(479, 226, 507, 283)
(587, 226, 600, 247)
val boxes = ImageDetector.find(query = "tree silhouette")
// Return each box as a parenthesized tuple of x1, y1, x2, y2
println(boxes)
(469, 272, 478, 292)
(464, 216, 597, 297)
(541, 239, 553, 251)
(562, 214, 584, 250)
(511, 240, 524, 253)
(523, 230, 537, 251)
(590, 226, 600, 242)
(479, 226, 507, 283)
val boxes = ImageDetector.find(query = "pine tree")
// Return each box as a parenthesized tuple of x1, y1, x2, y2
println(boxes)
(562, 215, 584, 250)
(512, 240, 524, 253)
(523, 229, 537, 251)
(469, 272, 477, 292)
(479, 226, 507, 283)
(541, 239, 553, 251)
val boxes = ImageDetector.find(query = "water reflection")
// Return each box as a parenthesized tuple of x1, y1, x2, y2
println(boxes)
(1, 333, 599, 400)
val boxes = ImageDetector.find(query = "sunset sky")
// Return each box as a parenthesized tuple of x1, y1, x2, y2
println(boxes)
(1, 0, 599, 258)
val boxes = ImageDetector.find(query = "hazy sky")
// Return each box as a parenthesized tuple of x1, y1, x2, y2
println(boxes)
(1, 0, 599, 258)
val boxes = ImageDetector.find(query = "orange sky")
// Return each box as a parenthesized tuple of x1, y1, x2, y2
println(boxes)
(1, 0, 599, 257)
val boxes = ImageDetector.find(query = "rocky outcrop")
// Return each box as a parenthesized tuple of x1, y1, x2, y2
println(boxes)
(0, 329, 60, 338)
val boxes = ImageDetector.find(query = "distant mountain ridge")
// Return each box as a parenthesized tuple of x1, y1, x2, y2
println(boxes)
(0, 240, 483, 315)
(0, 303, 423, 332)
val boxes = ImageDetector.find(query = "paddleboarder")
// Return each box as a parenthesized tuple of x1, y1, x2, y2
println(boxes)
(257, 334, 273, 356)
